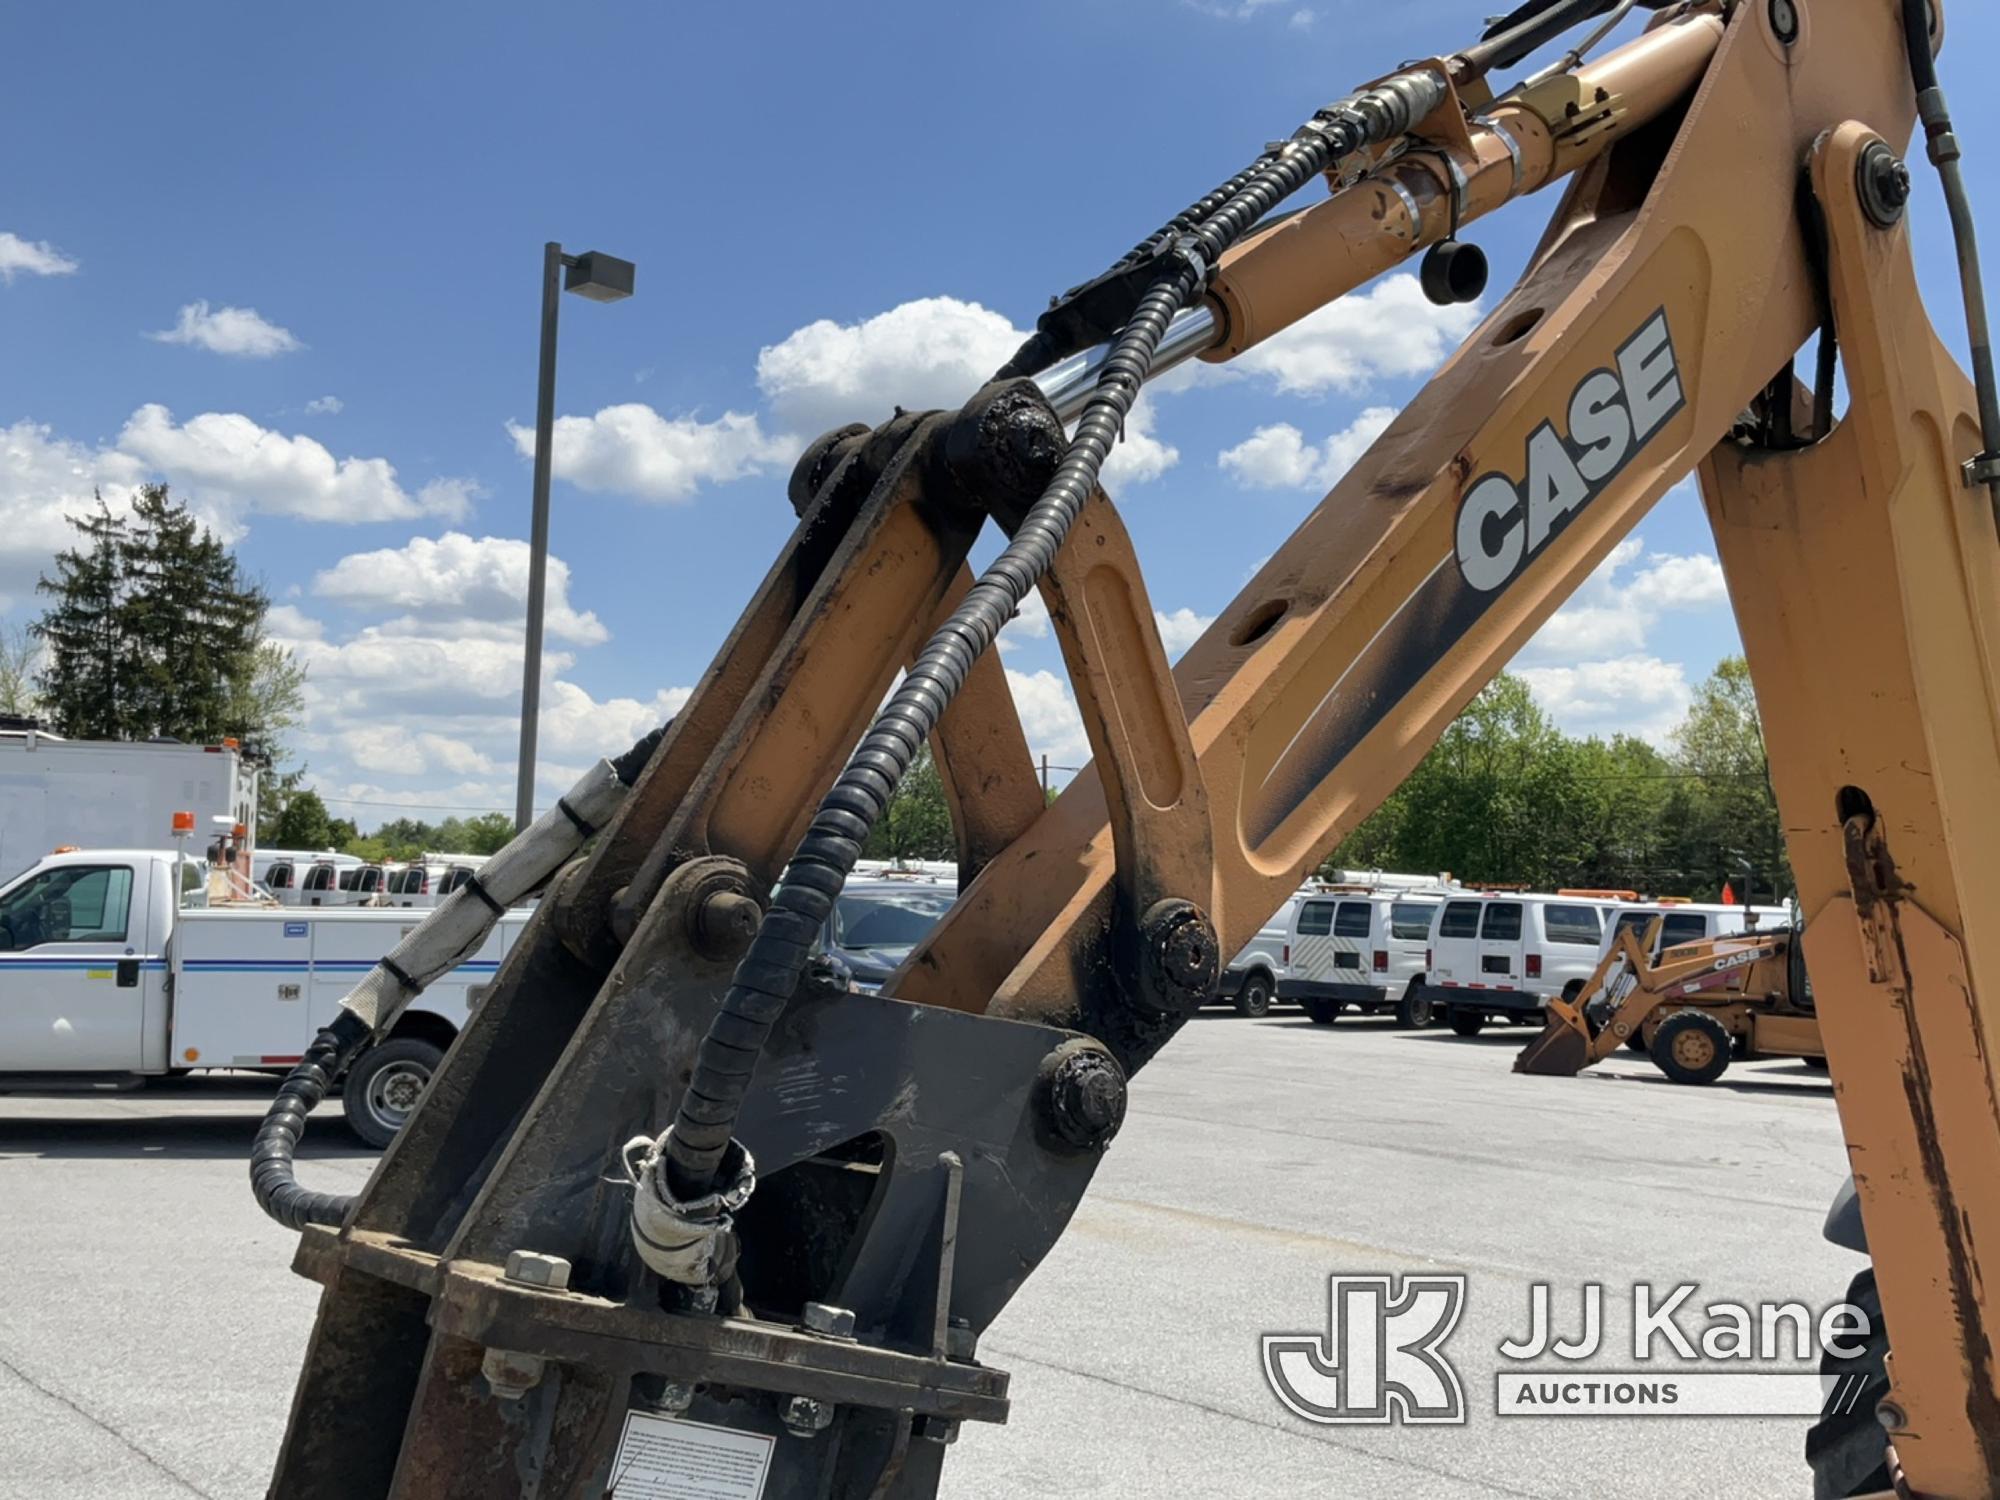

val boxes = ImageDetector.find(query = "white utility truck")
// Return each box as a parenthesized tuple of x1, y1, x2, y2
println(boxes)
(0, 730, 258, 885)
(0, 847, 524, 1145)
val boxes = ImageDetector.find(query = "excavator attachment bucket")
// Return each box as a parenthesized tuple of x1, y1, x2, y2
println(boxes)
(1514, 999, 1593, 1076)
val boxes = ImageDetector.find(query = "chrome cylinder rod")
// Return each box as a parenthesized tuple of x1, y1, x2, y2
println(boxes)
(1034, 303, 1220, 422)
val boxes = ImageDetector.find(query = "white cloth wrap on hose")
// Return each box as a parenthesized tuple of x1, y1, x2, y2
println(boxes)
(623, 1127, 757, 1286)
(337, 757, 628, 1032)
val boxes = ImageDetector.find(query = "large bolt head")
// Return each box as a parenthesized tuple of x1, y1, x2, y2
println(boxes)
(696, 890, 762, 958)
(503, 1249, 572, 1290)
(1859, 143, 1912, 228)
(800, 1302, 857, 1340)
(481, 1347, 546, 1401)
(1040, 1040, 1129, 1150)
(1134, 899, 1219, 1020)
(1768, 0, 1799, 44)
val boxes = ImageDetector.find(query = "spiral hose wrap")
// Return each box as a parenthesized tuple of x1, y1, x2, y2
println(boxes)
(661, 66, 1448, 1210)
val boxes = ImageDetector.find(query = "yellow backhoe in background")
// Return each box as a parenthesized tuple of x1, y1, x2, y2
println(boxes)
(1516, 915, 1826, 1082)
(241, 1, 2000, 1495)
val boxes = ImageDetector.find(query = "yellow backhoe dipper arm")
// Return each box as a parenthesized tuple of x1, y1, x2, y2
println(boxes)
(256, 3, 2000, 1496)
(1515, 917, 1793, 1075)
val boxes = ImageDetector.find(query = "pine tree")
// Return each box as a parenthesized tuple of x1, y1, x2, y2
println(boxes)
(32, 485, 280, 748)
(121, 485, 267, 742)
(33, 496, 135, 738)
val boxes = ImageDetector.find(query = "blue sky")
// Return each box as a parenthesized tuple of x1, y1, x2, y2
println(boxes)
(2, 1, 1995, 826)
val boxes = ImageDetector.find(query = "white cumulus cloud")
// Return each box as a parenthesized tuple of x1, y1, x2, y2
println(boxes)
(147, 300, 302, 357)
(755, 296, 1021, 436)
(1231, 275, 1482, 396)
(1515, 656, 1695, 744)
(305, 395, 343, 415)
(1218, 406, 1398, 491)
(1154, 607, 1214, 658)
(509, 404, 788, 504)
(312, 532, 607, 645)
(0, 232, 79, 283)
(118, 405, 472, 523)
(1006, 667, 1092, 768)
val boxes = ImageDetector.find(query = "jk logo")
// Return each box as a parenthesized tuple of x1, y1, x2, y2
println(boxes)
(1262, 1274, 1468, 1425)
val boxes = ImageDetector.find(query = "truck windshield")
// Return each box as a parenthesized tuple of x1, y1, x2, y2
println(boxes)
(0, 865, 134, 950)
(833, 888, 956, 955)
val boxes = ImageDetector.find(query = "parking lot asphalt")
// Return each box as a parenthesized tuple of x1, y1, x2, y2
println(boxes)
(0, 1007, 1857, 1499)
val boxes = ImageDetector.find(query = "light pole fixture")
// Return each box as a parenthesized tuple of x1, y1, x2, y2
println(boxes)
(514, 242, 636, 831)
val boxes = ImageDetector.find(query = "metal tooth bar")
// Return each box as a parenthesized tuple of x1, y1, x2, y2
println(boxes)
(1034, 304, 1219, 422)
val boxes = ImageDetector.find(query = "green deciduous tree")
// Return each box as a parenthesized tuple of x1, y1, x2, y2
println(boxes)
(1323, 660, 1790, 900)
(861, 748, 957, 862)
(271, 787, 335, 850)
(0, 625, 41, 718)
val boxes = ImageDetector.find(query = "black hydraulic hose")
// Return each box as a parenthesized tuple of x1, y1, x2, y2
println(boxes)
(662, 95, 1409, 1200)
(249, 722, 669, 1232)
(991, 161, 1271, 382)
(1900, 0, 2000, 525)
(250, 1010, 373, 1230)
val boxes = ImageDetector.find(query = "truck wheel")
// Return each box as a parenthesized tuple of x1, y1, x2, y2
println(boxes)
(1302, 999, 1341, 1025)
(1804, 1268, 1889, 1499)
(342, 1038, 444, 1149)
(1395, 988, 1434, 1029)
(1448, 1010, 1486, 1038)
(1235, 971, 1274, 1019)
(1651, 1010, 1732, 1086)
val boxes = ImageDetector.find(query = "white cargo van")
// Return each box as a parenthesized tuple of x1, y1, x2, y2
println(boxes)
(1281, 882, 1455, 1027)
(1218, 895, 1301, 1018)
(1424, 892, 1626, 1036)
(0, 848, 525, 1145)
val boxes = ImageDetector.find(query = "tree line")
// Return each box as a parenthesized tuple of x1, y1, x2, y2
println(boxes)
(13, 487, 1787, 898)
(863, 659, 1790, 904)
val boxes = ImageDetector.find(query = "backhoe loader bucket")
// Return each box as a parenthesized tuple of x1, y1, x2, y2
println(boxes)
(1514, 998, 1593, 1076)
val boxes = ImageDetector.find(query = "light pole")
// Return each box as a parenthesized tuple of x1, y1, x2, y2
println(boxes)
(515, 242, 635, 830)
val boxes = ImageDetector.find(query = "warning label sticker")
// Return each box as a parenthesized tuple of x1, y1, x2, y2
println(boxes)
(607, 1412, 776, 1499)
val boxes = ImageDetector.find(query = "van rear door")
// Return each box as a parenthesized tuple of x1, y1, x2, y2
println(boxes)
(1290, 900, 1337, 985)
(1477, 901, 1525, 992)
(1431, 899, 1483, 987)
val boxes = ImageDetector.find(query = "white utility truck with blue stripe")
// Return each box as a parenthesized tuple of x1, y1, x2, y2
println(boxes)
(0, 847, 527, 1145)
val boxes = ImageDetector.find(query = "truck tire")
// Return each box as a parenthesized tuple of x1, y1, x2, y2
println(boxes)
(1651, 1010, 1732, 1086)
(1235, 971, 1274, 1019)
(342, 1038, 444, 1149)
(1804, 1268, 1889, 1499)
(1394, 986, 1434, 1029)
(1448, 1009, 1486, 1038)
(1302, 999, 1342, 1025)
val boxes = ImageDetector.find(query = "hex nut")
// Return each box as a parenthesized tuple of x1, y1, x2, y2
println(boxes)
(782, 1395, 835, 1436)
(503, 1249, 572, 1290)
(482, 1347, 546, 1401)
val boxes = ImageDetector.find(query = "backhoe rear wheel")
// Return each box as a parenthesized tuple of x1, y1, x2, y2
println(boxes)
(1651, 1010, 1731, 1085)
(1804, 1267, 1889, 1499)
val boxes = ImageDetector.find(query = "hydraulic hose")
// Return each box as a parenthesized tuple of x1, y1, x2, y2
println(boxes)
(993, 161, 1272, 381)
(249, 725, 666, 1231)
(1900, 0, 2000, 527)
(662, 67, 1449, 1206)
